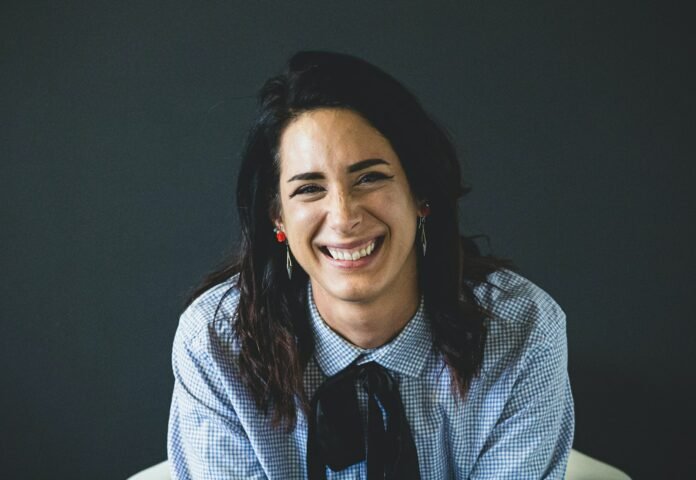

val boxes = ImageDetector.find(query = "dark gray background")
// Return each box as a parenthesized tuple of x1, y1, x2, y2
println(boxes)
(2, 1, 694, 478)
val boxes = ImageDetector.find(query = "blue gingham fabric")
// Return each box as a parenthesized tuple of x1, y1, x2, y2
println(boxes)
(168, 269, 574, 479)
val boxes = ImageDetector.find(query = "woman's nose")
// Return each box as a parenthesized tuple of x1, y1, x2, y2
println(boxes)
(327, 191, 361, 233)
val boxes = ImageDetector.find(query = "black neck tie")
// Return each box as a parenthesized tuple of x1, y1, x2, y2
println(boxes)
(307, 361, 421, 480)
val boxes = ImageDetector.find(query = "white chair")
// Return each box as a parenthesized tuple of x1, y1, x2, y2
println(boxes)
(127, 449, 630, 479)
(128, 461, 169, 480)
(564, 450, 631, 479)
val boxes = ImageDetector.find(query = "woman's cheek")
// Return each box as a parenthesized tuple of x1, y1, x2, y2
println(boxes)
(375, 188, 418, 216)
(296, 202, 322, 224)
(287, 203, 322, 246)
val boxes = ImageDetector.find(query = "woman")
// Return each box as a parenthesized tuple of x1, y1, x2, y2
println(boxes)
(168, 51, 574, 479)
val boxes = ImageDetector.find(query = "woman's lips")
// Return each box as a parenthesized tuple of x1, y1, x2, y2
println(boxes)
(319, 236, 384, 267)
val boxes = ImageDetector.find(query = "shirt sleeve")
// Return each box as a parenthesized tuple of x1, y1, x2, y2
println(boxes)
(167, 319, 267, 480)
(469, 313, 575, 480)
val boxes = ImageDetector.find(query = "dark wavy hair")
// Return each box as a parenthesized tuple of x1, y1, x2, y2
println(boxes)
(188, 51, 512, 429)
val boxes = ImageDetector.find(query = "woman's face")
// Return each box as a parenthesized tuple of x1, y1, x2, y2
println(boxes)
(276, 108, 421, 307)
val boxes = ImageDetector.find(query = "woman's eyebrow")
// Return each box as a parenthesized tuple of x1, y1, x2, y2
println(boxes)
(287, 172, 324, 182)
(286, 159, 389, 182)
(347, 158, 389, 173)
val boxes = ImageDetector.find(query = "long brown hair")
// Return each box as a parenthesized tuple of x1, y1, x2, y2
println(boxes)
(188, 51, 512, 429)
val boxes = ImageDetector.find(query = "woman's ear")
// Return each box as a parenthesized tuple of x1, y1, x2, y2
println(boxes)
(270, 213, 285, 234)
(268, 203, 283, 231)
(270, 215, 284, 232)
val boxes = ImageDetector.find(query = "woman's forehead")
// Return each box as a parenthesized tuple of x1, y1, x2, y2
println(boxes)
(278, 109, 398, 176)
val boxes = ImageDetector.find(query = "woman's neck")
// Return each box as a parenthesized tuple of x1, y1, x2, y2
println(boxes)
(311, 280, 420, 349)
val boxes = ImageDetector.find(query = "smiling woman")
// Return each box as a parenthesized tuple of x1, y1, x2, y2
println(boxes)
(167, 51, 574, 479)
(278, 109, 422, 349)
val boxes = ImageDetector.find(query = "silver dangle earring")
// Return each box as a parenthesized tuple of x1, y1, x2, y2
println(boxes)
(418, 202, 430, 256)
(418, 216, 427, 256)
(286, 243, 292, 279)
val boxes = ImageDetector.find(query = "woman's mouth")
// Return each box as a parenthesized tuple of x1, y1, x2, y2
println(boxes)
(319, 237, 383, 263)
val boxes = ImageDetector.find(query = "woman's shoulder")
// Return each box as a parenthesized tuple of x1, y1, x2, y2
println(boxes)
(174, 274, 241, 352)
(171, 275, 249, 408)
(472, 269, 567, 359)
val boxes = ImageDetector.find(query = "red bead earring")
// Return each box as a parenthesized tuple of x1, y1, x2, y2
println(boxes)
(421, 202, 431, 217)
(274, 227, 286, 243)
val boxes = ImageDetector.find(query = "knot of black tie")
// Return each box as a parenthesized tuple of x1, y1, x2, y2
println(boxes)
(307, 361, 420, 480)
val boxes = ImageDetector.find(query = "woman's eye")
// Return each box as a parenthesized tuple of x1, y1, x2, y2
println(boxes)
(291, 184, 324, 197)
(356, 172, 393, 185)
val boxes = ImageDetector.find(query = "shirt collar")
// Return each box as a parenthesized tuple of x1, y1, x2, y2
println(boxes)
(307, 282, 432, 378)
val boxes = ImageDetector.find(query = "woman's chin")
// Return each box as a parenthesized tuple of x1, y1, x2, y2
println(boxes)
(312, 276, 381, 305)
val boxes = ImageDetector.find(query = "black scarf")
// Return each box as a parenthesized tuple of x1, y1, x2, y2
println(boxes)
(307, 361, 421, 479)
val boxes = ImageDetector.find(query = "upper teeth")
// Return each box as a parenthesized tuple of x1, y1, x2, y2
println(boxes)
(327, 240, 376, 261)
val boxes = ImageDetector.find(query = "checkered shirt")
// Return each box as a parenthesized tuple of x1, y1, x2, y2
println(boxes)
(168, 269, 574, 479)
